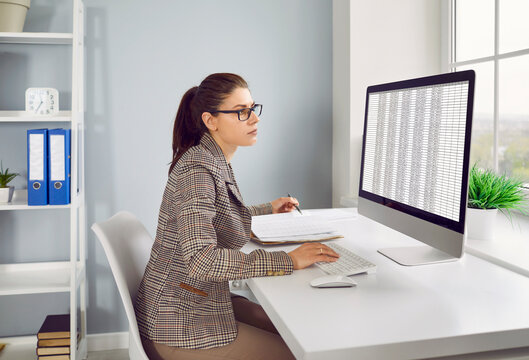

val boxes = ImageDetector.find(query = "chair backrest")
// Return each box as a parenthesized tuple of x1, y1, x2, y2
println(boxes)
(91, 211, 153, 360)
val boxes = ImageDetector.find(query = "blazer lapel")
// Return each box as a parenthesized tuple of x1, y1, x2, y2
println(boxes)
(226, 181, 245, 205)
(199, 133, 246, 206)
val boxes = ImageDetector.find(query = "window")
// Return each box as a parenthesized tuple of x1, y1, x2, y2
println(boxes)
(448, 0, 529, 184)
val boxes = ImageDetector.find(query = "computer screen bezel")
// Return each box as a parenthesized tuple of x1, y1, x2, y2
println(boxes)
(358, 70, 475, 235)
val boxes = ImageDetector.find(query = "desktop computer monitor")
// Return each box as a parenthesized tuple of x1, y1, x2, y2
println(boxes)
(358, 70, 475, 266)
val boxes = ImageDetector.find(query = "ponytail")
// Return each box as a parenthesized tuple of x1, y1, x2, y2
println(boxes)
(168, 73, 249, 175)
(169, 86, 206, 174)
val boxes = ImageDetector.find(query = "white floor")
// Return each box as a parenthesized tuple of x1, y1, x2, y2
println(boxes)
(88, 349, 129, 359)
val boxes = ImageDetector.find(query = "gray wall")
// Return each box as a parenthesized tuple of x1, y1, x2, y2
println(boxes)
(333, 0, 441, 207)
(0, 0, 332, 336)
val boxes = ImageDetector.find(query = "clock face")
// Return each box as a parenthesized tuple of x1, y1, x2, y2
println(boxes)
(25, 88, 59, 116)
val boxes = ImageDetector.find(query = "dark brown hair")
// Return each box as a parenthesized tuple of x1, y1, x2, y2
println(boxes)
(169, 73, 248, 174)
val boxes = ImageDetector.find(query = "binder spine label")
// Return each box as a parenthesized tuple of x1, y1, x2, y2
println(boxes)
(50, 135, 66, 181)
(29, 133, 45, 180)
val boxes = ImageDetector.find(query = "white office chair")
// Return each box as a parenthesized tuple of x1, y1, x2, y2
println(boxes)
(91, 211, 153, 360)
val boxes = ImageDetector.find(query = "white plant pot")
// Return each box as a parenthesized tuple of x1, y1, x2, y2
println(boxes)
(0, 186, 15, 203)
(0, 0, 31, 32)
(466, 207, 498, 240)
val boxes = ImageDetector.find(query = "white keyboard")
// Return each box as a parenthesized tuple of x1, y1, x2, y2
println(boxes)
(315, 242, 377, 276)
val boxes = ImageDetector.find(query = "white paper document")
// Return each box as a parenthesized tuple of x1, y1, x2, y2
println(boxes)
(301, 208, 357, 222)
(251, 213, 343, 244)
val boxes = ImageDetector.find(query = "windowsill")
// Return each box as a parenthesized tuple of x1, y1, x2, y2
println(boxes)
(341, 197, 529, 277)
(465, 211, 529, 277)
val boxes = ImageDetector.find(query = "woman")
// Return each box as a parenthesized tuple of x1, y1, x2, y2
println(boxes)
(136, 73, 339, 360)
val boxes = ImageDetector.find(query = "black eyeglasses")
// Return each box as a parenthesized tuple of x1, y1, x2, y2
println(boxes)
(209, 104, 263, 121)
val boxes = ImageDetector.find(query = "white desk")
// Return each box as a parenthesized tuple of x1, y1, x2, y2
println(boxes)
(242, 209, 529, 360)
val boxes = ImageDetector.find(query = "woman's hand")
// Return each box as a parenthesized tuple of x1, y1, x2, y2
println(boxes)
(287, 243, 340, 270)
(271, 196, 299, 214)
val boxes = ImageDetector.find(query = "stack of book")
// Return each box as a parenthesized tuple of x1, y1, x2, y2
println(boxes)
(37, 314, 76, 360)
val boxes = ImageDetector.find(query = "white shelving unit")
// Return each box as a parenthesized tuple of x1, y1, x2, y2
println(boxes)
(0, 1, 87, 359)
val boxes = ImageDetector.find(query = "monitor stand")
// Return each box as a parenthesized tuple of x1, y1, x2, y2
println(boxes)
(378, 246, 459, 266)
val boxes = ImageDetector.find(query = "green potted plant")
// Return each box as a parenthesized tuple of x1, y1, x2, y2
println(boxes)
(467, 163, 529, 240)
(0, 161, 19, 204)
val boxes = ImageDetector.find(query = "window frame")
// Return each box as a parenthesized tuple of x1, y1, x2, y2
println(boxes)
(445, 0, 529, 191)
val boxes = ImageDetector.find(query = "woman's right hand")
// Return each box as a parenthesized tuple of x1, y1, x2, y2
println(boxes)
(287, 243, 340, 270)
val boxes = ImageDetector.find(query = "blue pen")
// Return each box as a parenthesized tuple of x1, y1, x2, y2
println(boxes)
(288, 193, 303, 215)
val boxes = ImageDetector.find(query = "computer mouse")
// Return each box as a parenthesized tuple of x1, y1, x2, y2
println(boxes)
(310, 275, 357, 288)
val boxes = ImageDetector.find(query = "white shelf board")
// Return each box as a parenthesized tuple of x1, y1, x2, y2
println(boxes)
(0, 111, 71, 123)
(0, 261, 85, 296)
(0, 32, 73, 45)
(0, 190, 71, 210)
(0, 336, 36, 360)
(0, 201, 70, 211)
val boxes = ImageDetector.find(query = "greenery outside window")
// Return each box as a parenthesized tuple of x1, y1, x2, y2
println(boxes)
(447, 0, 529, 189)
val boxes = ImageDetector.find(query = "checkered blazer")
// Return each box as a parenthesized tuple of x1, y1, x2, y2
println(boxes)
(135, 132, 294, 349)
